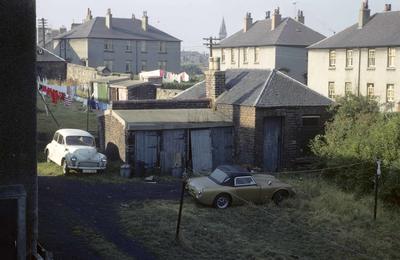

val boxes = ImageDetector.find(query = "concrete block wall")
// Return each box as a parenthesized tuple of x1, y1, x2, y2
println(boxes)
(67, 63, 97, 85)
(104, 113, 126, 161)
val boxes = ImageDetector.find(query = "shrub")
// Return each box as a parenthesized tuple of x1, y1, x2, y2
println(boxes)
(311, 95, 400, 204)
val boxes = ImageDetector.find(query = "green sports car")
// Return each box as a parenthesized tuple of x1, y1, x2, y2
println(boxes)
(186, 165, 295, 209)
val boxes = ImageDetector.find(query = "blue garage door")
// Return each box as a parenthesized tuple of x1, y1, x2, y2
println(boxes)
(135, 131, 159, 169)
(211, 127, 233, 169)
(160, 130, 186, 175)
(263, 117, 283, 172)
(191, 129, 212, 174)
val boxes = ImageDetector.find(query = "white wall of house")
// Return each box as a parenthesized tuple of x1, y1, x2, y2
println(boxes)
(308, 47, 400, 108)
(214, 45, 307, 83)
(54, 38, 180, 74)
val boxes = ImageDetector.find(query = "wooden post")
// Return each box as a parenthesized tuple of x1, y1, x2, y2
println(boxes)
(175, 176, 186, 241)
(374, 160, 381, 220)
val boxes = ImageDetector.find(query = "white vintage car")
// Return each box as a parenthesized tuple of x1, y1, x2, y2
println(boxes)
(45, 129, 107, 174)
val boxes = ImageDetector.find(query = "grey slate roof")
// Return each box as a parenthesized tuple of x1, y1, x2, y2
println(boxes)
(36, 46, 65, 62)
(309, 11, 400, 49)
(175, 69, 332, 108)
(54, 17, 180, 42)
(217, 18, 325, 48)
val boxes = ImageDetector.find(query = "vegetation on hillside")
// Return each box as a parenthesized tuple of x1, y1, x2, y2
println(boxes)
(311, 95, 400, 204)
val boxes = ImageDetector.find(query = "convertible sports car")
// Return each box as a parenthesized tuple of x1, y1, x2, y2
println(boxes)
(186, 165, 295, 209)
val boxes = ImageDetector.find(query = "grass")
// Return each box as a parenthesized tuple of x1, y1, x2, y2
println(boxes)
(72, 225, 134, 260)
(119, 177, 400, 260)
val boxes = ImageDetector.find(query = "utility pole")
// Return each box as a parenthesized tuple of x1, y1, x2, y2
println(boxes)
(374, 160, 381, 220)
(37, 18, 48, 48)
(203, 37, 220, 58)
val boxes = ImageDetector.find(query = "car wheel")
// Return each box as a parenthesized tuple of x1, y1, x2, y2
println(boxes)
(272, 190, 289, 206)
(97, 170, 105, 174)
(62, 160, 70, 175)
(214, 194, 231, 209)
(45, 150, 51, 163)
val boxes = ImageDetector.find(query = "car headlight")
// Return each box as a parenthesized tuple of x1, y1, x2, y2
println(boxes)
(196, 188, 204, 198)
(71, 156, 77, 162)
(101, 158, 107, 162)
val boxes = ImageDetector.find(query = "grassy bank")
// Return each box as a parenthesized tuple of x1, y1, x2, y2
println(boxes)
(119, 177, 400, 260)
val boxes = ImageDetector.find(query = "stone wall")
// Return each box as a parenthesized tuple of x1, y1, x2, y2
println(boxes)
(103, 112, 126, 162)
(67, 63, 97, 85)
(112, 99, 211, 110)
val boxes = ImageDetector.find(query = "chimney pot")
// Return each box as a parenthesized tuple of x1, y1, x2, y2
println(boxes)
(105, 8, 112, 29)
(296, 10, 305, 24)
(142, 11, 148, 31)
(243, 12, 253, 32)
(385, 4, 392, 11)
(265, 11, 271, 19)
(271, 7, 282, 30)
(358, 0, 370, 29)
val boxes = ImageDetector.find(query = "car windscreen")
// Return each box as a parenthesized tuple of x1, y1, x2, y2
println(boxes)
(208, 169, 229, 185)
(66, 136, 95, 146)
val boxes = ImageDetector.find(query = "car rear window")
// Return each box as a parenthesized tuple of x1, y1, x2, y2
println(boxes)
(66, 136, 94, 146)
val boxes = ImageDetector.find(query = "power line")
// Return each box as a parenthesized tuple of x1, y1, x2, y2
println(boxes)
(203, 36, 220, 57)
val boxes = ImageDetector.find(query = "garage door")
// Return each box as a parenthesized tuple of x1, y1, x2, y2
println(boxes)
(135, 131, 159, 169)
(160, 130, 186, 175)
(263, 117, 283, 172)
(190, 129, 212, 174)
(211, 127, 233, 169)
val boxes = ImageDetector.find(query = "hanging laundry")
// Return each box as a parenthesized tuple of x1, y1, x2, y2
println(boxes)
(64, 94, 72, 107)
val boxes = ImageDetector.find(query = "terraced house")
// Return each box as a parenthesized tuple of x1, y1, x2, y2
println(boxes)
(308, 1, 400, 111)
(53, 8, 181, 74)
(213, 8, 325, 83)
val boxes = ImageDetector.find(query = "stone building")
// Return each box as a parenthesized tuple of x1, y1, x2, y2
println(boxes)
(212, 8, 325, 83)
(308, 1, 400, 111)
(53, 8, 181, 74)
(176, 58, 333, 171)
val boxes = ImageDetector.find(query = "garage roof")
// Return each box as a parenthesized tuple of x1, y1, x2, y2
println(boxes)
(112, 109, 232, 130)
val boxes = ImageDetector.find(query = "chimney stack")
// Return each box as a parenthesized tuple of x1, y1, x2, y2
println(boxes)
(85, 8, 93, 22)
(271, 8, 282, 30)
(358, 0, 370, 29)
(243, 12, 253, 32)
(265, 11, 271, 19)
(132, 13, 136, 20)
(296, 10, 305, 24)
(205, 57, 225, 102)
(384, 4, 392, 11)
(142, 11, 148, 31)
(105, 8, 112, 29)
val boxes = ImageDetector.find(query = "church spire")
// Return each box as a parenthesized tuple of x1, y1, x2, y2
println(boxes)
(219, 17, 227, 40)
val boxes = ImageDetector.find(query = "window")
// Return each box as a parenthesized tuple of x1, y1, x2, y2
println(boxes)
(387, 84, 395, 103)
(141, 60, 147, 71)
(367, 83, 374, 99)
(388, 47, 396, 68)
(125, 60, 132, 73)
(104, 60, 113, 71)
(345, 82, 352, 95)
(141, 41, 147, 53)
(57, 134, 64, 145)
(234, 176, 256, 187)
(328, 82, 335, 99)
(159, 41, 166, 53)
(231, 48, 235, 63)
(329, 50, 336, 67)
(53, 132, 59, 142)
(368, 49, 375, 67)
(66, 136, 95, 146)
(346, 49, 353, 67)
(104, 39, 113, 51)
(158, 61, 167, 70)
(125, 41, 132, 52)
(302, 116, 320, 127)
(254, 47, 260, 63)
(221, 48, 225, 63)
(243, 47, 249, 64)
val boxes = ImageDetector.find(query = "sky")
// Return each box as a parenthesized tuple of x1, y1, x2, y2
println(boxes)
(37, 0, 399, 52)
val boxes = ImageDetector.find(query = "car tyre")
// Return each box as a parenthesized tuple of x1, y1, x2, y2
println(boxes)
(272, 190, 289, 206)
(62, 159, 70, 175)
(97, 170, 105, 174)
(45, 150, 51, 163)
(214, 194, 231, 209)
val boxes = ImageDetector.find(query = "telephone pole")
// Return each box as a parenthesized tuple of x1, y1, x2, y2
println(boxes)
(203, 37, 220, 58)
(37, 18, 48, 48)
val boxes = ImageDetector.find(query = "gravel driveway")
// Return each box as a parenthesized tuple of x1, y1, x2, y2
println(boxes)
(38, 176, 181, 259)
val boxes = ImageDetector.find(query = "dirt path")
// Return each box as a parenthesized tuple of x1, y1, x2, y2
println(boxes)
(38, 176, 181, 259)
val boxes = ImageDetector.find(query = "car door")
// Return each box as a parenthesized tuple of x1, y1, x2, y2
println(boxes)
(54, 134, 66, 165)
(233, 176, 261, 203)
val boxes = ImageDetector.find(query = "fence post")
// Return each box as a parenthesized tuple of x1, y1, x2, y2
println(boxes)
(374, 160, 381, 221)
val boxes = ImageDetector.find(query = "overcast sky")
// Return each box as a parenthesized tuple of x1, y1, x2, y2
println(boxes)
(37, 0, 399, 52)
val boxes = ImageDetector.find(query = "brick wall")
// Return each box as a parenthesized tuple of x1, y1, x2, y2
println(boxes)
(104, 113, 126, 161)
(112, 99, 211, 110)
(205, 70, 225, 100)
(254, 106, 331, 170)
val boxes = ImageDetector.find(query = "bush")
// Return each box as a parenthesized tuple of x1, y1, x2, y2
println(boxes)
(311, 95, 400, 204)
